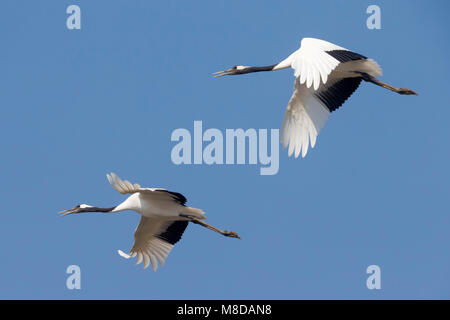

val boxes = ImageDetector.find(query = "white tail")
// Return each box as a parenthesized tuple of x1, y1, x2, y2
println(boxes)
(362, 58, 383, 77)
(182, 206, 206, 219)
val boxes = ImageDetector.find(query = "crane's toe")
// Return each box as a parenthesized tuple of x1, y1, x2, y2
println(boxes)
(398, 88, 418, 95)
(223, 230, 241, 239)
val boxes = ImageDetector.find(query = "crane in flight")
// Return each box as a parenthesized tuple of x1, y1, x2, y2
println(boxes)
(214, 37, 417, 158)
(59, 173, 240, 272)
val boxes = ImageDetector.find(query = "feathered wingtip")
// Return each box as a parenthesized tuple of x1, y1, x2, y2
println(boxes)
(117, 249, 134, 259)
(117, 250, 160, 272)
(106, 173, 141, 194)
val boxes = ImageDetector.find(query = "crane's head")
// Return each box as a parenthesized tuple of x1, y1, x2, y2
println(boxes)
(59, 204, 93, 217)
(213, 65, 250, 77)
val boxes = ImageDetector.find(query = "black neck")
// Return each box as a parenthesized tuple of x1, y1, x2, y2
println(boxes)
(82, 206, 116, 213)
(238, 64, 277, 74)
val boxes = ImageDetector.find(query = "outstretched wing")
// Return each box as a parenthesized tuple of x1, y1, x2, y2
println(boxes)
(118, 216, 189, 272)
(281, 77, 362, 158)
(106, 173, 187, 205)
(281, 38, 373, 157)
(292, 37, 367, 90)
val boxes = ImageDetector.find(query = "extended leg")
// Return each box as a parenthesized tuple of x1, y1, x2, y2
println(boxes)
(180, 214, 241, 239)
(359, 72, 417, 95)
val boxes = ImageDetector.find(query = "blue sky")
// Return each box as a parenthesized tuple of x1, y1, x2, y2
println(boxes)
(0, 0, 449, 299)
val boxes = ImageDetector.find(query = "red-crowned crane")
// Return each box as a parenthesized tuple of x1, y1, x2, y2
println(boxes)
(59, 173, 240, 272)
(214, 37, 417, 158)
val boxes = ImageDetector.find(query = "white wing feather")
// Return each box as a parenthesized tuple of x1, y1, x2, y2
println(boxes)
(291, 38, 348, 90)
(107, 173, 142, 194)
(118, 216, 177, 272)
(281, 38, 380, 157)
(281, 78, 330, 158)
(107, 172, 167, 195)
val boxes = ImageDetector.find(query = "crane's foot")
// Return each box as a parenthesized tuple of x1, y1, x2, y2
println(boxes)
(397, 88, 418, 95)
(223, 230, 241, 239)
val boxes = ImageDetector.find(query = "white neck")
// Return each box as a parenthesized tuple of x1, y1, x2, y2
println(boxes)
(111, 194, 141, 213)
(272, 52, 295, 71)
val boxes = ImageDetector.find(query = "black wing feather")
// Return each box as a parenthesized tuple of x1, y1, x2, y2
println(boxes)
(326, 50, 367, 63)
(156, 221, 189, 245)
(315, 77, 362, 112)
(165, 191, 187, 206)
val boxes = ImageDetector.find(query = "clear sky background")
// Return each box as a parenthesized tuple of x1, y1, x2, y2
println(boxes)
(0, 0, 448, 299)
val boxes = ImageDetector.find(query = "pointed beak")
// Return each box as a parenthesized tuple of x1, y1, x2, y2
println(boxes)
(213, 68, 234, 78)
(58, 207, 79, 217)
